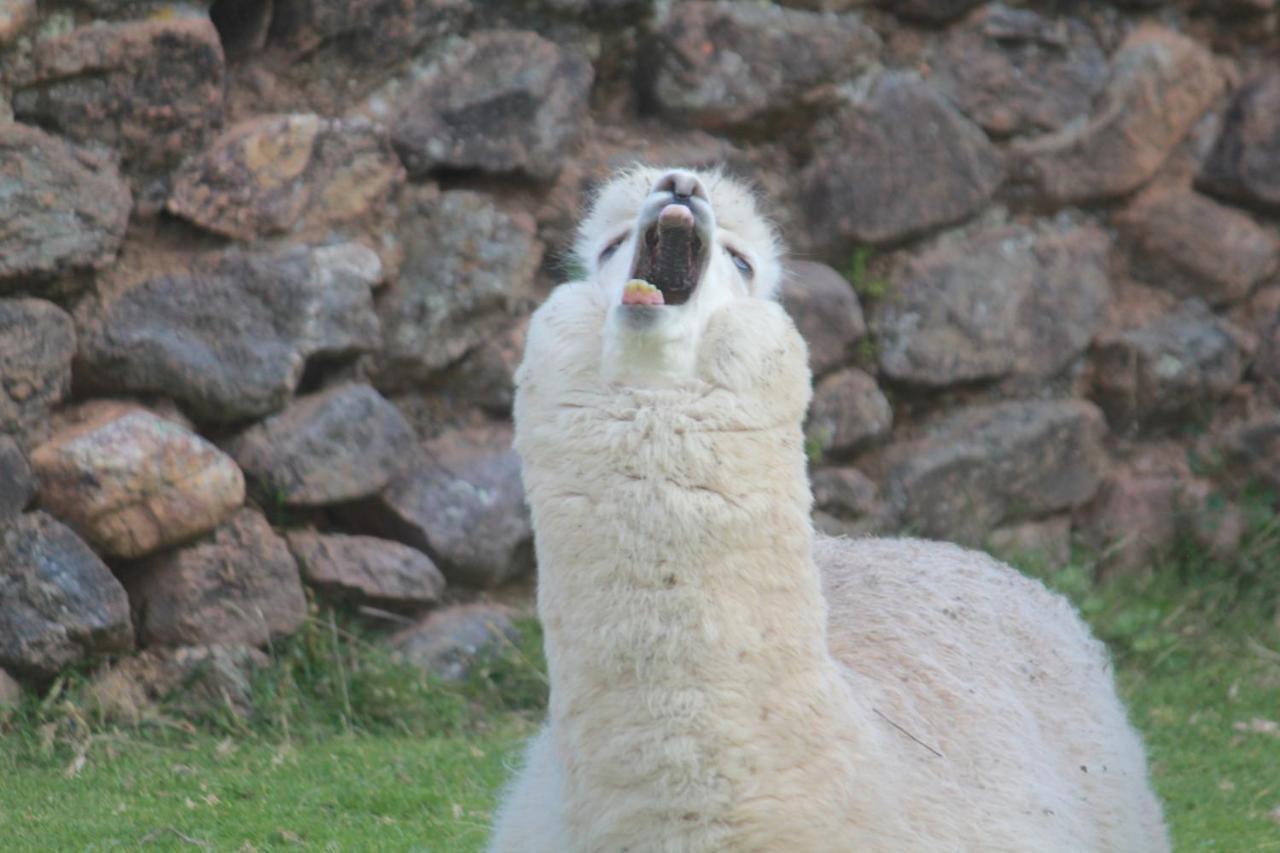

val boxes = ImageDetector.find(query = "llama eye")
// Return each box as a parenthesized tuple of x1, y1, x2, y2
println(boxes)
(599, 236, 625, 263)
(728, 249, 753, 277)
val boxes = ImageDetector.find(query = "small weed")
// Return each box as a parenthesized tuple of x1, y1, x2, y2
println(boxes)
(855, 334, 880, 365)
(559, 254, 588, 283)
(263, 487, 292, 528)
(842, 246, 890, 302)
(804, 433, 827, 465)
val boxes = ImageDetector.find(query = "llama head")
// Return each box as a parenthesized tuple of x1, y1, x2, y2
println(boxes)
(573, 166, 783, 384)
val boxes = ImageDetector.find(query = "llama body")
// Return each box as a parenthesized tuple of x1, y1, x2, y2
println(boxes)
(489, 169, 1168, 852)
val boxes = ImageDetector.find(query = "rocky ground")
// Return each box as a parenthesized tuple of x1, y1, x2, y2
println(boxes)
(1, 0, 1278, 715)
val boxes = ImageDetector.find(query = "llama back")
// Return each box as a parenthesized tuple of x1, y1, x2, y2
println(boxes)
(816, 535, 1170, 852)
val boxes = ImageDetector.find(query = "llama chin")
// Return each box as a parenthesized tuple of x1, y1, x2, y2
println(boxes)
(489, 167, 1170, 853)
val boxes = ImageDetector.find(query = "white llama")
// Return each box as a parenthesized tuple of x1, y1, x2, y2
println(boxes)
(489, 167, 1169, 852)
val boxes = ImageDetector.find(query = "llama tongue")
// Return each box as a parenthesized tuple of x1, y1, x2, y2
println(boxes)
(654, 207, 695, 292)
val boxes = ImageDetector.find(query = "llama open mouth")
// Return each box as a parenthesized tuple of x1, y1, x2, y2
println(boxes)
(629, 204, 709, 307)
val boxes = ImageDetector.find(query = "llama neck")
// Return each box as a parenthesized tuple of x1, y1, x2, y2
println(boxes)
(513, 287, 872, 845)
(537, 460, 835, 700)
(524, 382, 860, 843)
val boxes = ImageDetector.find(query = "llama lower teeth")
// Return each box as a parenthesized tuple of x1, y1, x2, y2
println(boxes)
(622, 279, 664, 306)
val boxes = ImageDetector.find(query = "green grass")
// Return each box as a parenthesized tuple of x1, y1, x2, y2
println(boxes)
(1020, 504, 1280, 850)
(0, 615, 548, 851)
(3, 519, 1279, 851)
(1, 725, 532, 851)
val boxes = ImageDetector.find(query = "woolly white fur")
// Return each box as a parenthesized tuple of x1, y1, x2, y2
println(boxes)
(489, 167, 1169, 852)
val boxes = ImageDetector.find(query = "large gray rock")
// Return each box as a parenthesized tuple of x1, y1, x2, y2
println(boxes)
(391, 31, 593, 181)
(805, 368, 891, 459)
(986, 516, 1072, 569)
(168, 114, 404, 240)
(371, 189, 541, 388)
(88, 644, 268, 723)
(1091, 299, 1251, 430)
(0, 668, 20, 706)
(1242, 286, 1280, 402)
(777, 0, 864, 7)
(649, 1, 880, 130)
(812, 466, 880, 520)
(422, 318, 529, 416)
(930, 4, 1107, 138)
(269, 0, 468, 65)
(1075, 443, 1223, 576)
(0, 123, 131, 284)
(0, 0, 34, 46)
(1198, 70, 1280, 213)
(348, 425, 532, 588)
(31, 407, 244, 559)
(126, 508, 306, 648)
(876, 0, 983, 23)
(874, 222, 1110, 386)
(286, 531, 445, 610)
(1218, 414, 1280, 492)
(1007, 25, 1224, 206)
(0, 437, 32, 523)
(230, 384, 417, 506)
(873, 400, 1107, 544)
(779, 260, 865, 377)
(811, 465, 888, 537)
(392, 603, 518, 681)
(0, 298, 76, 447)
(11, 17, 225, 198)
(0, 512, 134, 678)
(1116, 187, 1278, 306)
(79, 243, 382, 423)
(798, 72, 1004, 251)
(473, 0, 658, 30)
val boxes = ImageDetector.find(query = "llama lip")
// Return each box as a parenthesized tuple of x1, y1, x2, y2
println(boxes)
(629, 203, 709, 307)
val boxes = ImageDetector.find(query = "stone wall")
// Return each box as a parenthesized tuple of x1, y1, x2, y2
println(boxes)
(2, 0, 1278, 703)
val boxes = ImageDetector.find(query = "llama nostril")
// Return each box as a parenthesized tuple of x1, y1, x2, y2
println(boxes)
(656, 171, 707, 203)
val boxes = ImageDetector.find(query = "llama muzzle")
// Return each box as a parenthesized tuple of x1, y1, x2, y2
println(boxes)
(629, 201, 710, 306)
